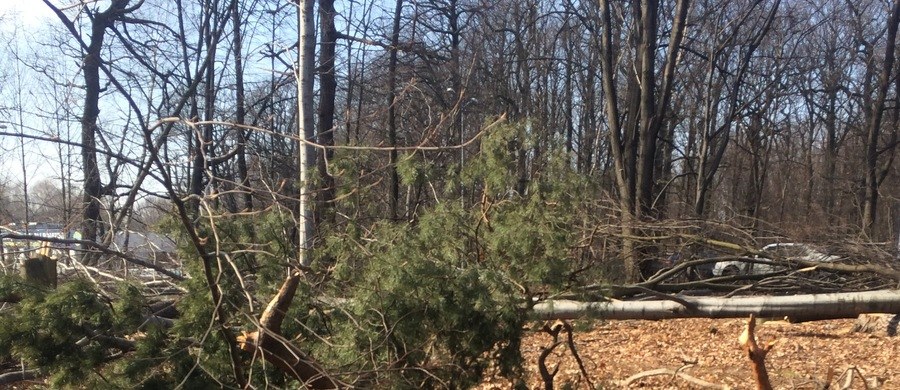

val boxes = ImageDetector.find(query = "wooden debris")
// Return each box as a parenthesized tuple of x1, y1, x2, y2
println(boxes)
(739, 314, 776, 390)
(851, 313, 898, 337)
(619, 367, 731, 389)
(237, 271, 342, 389)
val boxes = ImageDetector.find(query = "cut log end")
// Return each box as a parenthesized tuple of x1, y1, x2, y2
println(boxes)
(236, 330, 258, 352)
(852, 313, 899, 337)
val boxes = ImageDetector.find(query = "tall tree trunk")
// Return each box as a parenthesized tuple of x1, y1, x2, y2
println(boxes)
(693, 0, 779, 217)
(231, 0, 257, 269)
(317, 0, 337, 224)
(297, 0, 316, 266)
(564, 22, 575, 161)
(199, 3, 220, 209)
(187, 0, 218, 217)
(862, 0, 900, 236)
(639, 0, 689, 217)
(579, 55, 597, 173)
(597, 0, 689, 281)
(231, 0, 252, 214)
(174, 0, 200, 215)
(692, 51, 721, 217)
(387, 0, 404, 220)
(634, 0, 659, 218)
(81, 9, 108, 259)
(513, 2, 532, 196)
(597, 0, 636, 281)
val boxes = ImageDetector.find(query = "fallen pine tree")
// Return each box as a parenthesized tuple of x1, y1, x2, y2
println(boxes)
(530, 290, 900, 322)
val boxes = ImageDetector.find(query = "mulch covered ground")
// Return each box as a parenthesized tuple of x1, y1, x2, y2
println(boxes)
(477, 317, 899, 389)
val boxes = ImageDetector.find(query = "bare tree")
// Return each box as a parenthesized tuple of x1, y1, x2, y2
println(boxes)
(861, 0, 900, 236)
(597, 0, 691, 280)
(42, 0, 143, 262)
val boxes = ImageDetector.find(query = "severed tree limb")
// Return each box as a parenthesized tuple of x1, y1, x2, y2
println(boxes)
(561, 321, 596, 389)
(537, 323, 564, 390)
(837, 366, 879, 389)
(537, 340, 563, 390)
(619, 367, 729, 389)
(237, 271, 341, 389)
(0, 369, 40, 386)
(536, 320, 597, 389)
(739, 314, 775, 390)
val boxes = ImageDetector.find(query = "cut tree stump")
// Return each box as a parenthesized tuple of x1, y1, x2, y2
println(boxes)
(21, 256, 57, 288)
(20, 243, 57, 288)
(852, 313, 899, 336)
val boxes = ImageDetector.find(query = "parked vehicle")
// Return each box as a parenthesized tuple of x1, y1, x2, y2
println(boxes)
(642, 249, 728, 282)
(712, 243, 841, 276)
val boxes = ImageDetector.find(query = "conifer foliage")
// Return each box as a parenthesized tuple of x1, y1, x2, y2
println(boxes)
(0, 122, 592, 388)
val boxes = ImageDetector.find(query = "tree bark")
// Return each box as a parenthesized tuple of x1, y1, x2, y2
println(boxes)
(317, 0, 337, 224)
(231, 0, 252, 214)
(297, 0, 316, 266)
(531, 290, 900, 321)
(43, 0, 136, 264)
(852, 313, 899, 336)
(21, 253, 56, 289)
(861, 0, 900, 236)
(386, 0, 403, 220)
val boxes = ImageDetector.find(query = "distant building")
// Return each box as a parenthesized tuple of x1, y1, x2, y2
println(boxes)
(1, 225, 181, 278)
(0, 222, 77, 265)
(111, 231, 182, 278)
(111, 231, 178, 264)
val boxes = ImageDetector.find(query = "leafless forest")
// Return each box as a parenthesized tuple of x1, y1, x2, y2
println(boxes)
(0, 0, 898, 388)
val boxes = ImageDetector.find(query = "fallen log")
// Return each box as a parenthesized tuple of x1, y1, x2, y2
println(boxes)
(531, 290, 900, 321)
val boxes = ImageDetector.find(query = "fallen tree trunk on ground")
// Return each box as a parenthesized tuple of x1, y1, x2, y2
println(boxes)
(531, 290, 900, 321)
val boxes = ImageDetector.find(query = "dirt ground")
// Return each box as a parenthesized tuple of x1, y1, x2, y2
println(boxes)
(477, 317, 899, 389)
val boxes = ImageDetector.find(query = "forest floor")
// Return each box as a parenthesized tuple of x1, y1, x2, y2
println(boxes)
(477, 317, 899, 389)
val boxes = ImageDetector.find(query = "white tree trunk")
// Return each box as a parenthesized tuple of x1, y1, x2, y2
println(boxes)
(532, 290, 900, 322)
(297, 0, 316, 267)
